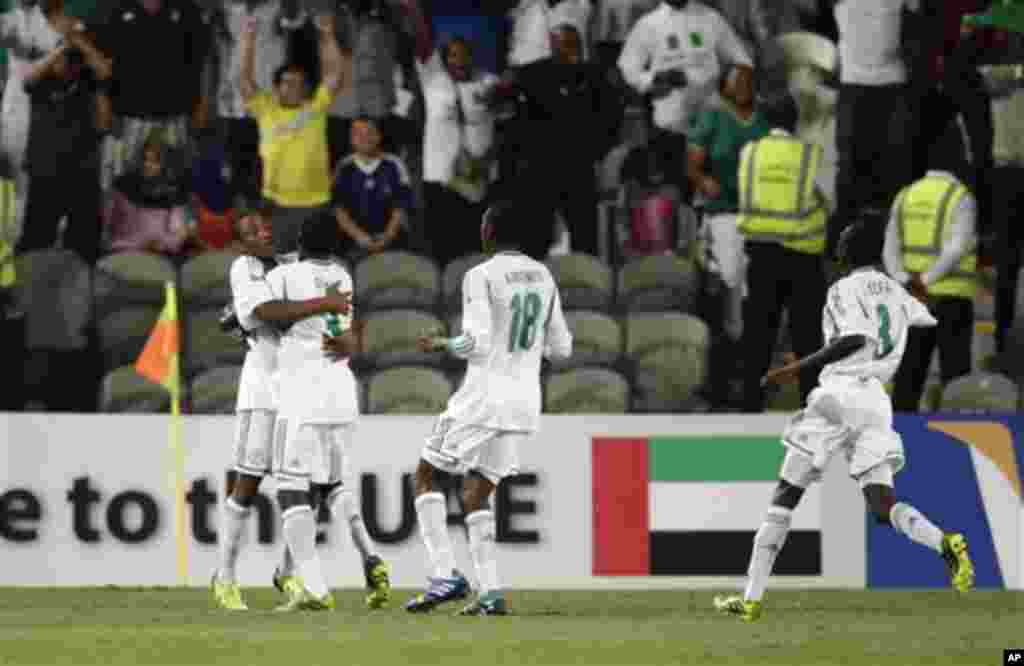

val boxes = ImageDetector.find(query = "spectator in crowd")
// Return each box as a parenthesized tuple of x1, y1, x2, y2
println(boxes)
(240, 11, 349, 259)
(0, 0, 88, 241)
(208, 0, 305, 203)
(331, 116, 413, 258)
(884, 167, 977, 412)
(618, 0, 753, 193)
(507, 0, 592, 67)
(619, 124, 683, 258)
(409, 2, 500, 268)
(688, 65, 771, 406)
(591, 0, 658, 71)
(326, 0, 414, 168)
(702, 0, 798, 95)
(103, 129, 191, 255)
(95, 0, 212, 192)
(830, 0, 919, 256)
(15, 38, 111, 264)
(735, 96, 828, 412)
(505, 23, 622, 258)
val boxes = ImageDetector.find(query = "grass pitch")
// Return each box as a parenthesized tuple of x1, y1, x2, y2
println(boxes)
(0, 588, 1020, 665)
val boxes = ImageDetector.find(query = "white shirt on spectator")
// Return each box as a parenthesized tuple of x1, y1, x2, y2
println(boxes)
(507, 0, 592, 66)
(883, 170, 977, 288)
(834, 0, 918, 86)
(215, 0, 299, 120)
(417, 51, 498, 185)
(618, 1, 752, 134)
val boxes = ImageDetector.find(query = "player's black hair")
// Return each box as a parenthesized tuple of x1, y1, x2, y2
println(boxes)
(273, 61, 310, 87)
(758, 92, 799, 133)
(483, 200, 529, 251)
(837, 212, 886, 269)
(298, 210, 343, 260)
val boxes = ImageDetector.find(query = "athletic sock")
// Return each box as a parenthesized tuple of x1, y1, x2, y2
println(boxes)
(328, 487, 377, 561)
(890, 502, 944, 554)
(744, 506, 792, 602)
(218, 497, 250, 584)
(282, 505, 329, 598)
(466, 510, 500, 596)
(415, 492, 457, 578)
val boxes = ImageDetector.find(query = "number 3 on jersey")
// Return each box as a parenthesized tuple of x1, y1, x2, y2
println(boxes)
(509, 291, 542, 352)
(875, 304, 894, 359)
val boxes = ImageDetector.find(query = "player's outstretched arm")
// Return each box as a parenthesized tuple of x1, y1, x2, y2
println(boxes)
(418, 269, 492, 359)
(253, 290, 351, 324)
(761, 334, 867, 387)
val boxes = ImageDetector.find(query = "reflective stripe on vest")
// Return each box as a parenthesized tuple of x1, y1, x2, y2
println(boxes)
(896, 176, 976, 296)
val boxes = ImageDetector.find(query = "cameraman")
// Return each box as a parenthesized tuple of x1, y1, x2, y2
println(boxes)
(15, 35, 111, 264)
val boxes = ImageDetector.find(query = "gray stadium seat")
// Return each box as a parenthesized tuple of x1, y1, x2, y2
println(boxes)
(442, 253, 488, 310)
(355, 251, 440, 311)
(357, 309, 446, 369)
(544, 367, 630, 413)
(190, 365, 243, 414)
(181, 250, 239, 309)
(940, 372, 1020, 413)
(186, 307, 247, 374)
(617, 254, 698, 313)
(98, 365, 170, 413)
(96, 304, 163, 372)
(546, 253, 614, 310)
(552, 310, 621, 370)
(366, 366, 452, 414)
(13, 249, 92, 350)
(625, 312, 709, 412)
(93, 251, 177, 317)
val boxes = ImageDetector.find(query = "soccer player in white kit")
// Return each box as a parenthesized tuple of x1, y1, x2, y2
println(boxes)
(212, 206, 355, 611)
(715, 219, 976, 623)
(264, 211, 390, 611)
(403, 201, 573, 616)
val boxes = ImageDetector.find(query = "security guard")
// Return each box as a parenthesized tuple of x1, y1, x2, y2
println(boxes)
(737, 95, 829, 412)
(883, 169, 977, 412)
(0, 165, 23, 411)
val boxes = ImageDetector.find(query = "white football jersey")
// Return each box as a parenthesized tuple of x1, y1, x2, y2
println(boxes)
(230, 255, 280, 411)
(443, 252, 573, 432)
(819, 267, 937, 384)
(265, 258, 358, 424)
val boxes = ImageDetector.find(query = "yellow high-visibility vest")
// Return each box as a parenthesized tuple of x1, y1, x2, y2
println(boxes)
(0, 178, 16, 290)
(737, 133, 826, 255)
(894, 175, 976, 299)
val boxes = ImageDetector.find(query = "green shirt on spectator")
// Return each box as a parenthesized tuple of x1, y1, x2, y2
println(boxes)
(688, 106, 772, 214)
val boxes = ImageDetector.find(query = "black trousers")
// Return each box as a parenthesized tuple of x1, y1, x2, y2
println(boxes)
(832, 83, 913, 255)
(892, 296, 973, 411)
(17, 167, 101, 264)
(991, 166, 1024, 353)
(741, 241, 827, 412)
(422, 182, 485, 269)
(524, 163, 601, 258)
(222, 117, 262, 204)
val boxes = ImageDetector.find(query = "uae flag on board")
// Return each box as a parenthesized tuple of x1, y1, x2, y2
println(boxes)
(592, 437, 822, 576)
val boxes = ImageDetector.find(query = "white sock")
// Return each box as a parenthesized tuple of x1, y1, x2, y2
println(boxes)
(415, 492, 457, 578)
(282, 506, 329, 598)
(466, 510, 499, 596)
(218, 497, 250, 584)
(744, 506, 792, 602)
(328, 488, 377, 561)
(890, 502, 943, 554)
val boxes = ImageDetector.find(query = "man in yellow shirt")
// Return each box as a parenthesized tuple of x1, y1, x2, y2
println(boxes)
(240, 11, 349, 259)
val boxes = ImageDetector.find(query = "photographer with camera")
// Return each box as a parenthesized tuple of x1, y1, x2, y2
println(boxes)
(15, 32, 112, 264)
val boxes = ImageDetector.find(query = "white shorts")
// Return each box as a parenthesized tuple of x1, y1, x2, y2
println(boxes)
(272, 418, 355, 492)
(780, 377, 905, 487)
(232, 409, 276, 476)
(421, 417, 525, 486)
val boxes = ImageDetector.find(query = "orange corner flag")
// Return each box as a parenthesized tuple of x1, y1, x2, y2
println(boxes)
(135, 281, 181, 398)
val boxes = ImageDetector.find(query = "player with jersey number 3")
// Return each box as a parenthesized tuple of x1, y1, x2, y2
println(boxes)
(715, 217, 975, 623)
(403, 201, 573, 616)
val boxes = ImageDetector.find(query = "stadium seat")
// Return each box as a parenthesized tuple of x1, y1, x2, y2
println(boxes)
(13, 249, 92, 350)
(625, 312, 709, 412)
(356, 309, 446, 370)
(93, 251, 177, 317)
(355, 251, 440, 311)
(544, 366, 630, 413)
(190, 365, 243, 414)
(546, 253, 614, 310)
(552, 310, 622, 370)
(366, 366, 452, 414)
(617, 254, 698, 313)
(96, 304, 164, 372)
(442, 253, 488, 311)
(180, 250, 239, 309)
(185, 307, 247, 375)
(98, 365, 170, 413)
(939, 372, 1020, 413)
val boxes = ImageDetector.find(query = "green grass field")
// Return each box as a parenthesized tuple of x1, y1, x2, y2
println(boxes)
(1, 588, 1020, 666)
